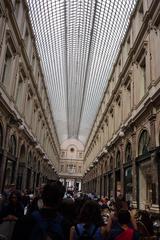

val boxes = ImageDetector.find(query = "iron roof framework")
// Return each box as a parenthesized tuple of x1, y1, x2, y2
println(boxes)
(27, 0, 137, 144)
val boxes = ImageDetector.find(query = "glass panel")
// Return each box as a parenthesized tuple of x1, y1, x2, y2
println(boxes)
(4, 160, 15, 187)
(139, 161, 153, 209)
(27, 0, 137, 144)
(116, 151, 120, 168)
(125, 142, 132, 162)
(27, 152, 32, 167)
(138, 130, 149, 156)
(124, 167, 132, 202)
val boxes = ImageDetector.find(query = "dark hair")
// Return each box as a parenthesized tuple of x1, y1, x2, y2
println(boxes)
(118, 209, 131, 225)
(42, 182, 65, 207)
(9, 191, 22, 202)
(78, 200, 103, 226)
(138, 210, 154, 235)
(115, 196, 129, 214)
(60, 199, 76, 225)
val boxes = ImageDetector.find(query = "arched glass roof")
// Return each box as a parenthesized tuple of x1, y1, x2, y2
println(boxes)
(27, 0, 137, 144)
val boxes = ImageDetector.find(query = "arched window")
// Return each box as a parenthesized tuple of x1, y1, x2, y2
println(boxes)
(138, 130, 149, 156)
(8, 135, 16, 156)
(105, 160, 108, 171)
(125, 142, 132, 162)
(116, 151, 120, 168)
(19, 145, 25, 163)
(0, 124, 3, 148)
(27, 152, 32, 167)
(110, 157, 113, 170)
(38, 161, 40, 172)
(33, 157, 36, 170)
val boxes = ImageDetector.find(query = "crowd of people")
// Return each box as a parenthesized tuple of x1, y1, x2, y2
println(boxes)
(0, 182, 158, 240)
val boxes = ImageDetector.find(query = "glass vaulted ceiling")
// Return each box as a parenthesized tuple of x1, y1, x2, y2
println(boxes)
(27, 0, 137, 144)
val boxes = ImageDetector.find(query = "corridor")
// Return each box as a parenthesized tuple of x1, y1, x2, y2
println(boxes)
(0, 0, 160, 220)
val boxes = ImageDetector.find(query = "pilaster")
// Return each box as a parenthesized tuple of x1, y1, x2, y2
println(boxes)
(149, 113, 156, 149)
(131, 130, 137, 207)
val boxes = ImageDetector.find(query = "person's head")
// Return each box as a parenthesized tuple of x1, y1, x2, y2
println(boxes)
(138, 210, 154, 234)
(118, 209, 131, 225)
(115, 196, 128, 213)
(41, 182, 65, 208)
(60, 198, 75, 224)
(78, 200, 103, 226)
(9, 191, 22, 205)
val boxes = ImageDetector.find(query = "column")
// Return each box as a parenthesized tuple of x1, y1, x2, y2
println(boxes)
(112, 151, 116, 199)
(120, 141, 124, 195)
(14, 139, 23, 188)
(0, 124, 11, 191)
(149, 113, 156, 149)
(131, 130, 137, 207)
(0, 14, 6, 56)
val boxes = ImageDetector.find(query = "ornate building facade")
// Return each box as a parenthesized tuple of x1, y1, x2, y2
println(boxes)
(0, 0, 160, 214)
(0, 0, 59, 192)
(59, 139, 84, 192)
(82, 0, 160, 213)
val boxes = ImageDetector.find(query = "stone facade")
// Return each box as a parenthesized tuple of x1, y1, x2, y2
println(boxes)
(1, 0, 160, 213)
(0, 0, 59, 192)
(59, 138, 84, 191)
(82, 0, 160, 213)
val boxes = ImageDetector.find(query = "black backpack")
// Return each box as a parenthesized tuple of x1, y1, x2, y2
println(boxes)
(75, 224, 98, 240)
(30, 211, 65, 240)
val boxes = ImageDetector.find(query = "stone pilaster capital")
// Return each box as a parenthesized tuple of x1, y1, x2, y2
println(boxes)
(148, 113, 156, 122)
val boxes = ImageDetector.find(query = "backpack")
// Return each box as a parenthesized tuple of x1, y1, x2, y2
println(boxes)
(75, 224, 98, 240)
(30, 211, 65, 240)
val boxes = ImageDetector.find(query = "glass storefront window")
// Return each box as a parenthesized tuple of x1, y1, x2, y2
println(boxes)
(125, 142, 132, 162)
(138, 130, 149, 156)
(5, 160, 15, 186)
(139, 161, 153, 209)
(116, 151, 120, 168)
(108, 174, 113, 198)
(124, 167, 132, 202)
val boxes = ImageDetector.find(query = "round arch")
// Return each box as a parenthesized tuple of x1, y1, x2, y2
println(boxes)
(138, 129, 150, 156)
(125, 141, 132, 162)
(4, 135, 17, 188)
(115, 150, 120, 168)
(17, 144, 26, 190)
(109, 156, 113, 170)
(8, 135, 17, 156)
(27, 151, 32, 168)
(26, 151, 33, 190)
(19, 144, 26, 163)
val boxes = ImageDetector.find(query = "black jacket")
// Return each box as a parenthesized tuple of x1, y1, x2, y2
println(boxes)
(11, 208, 71, 240)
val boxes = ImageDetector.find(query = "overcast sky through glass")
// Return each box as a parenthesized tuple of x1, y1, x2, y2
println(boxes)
(27, 0, 137, 145)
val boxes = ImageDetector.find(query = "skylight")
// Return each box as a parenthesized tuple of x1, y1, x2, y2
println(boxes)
(27, 0, 137, 144)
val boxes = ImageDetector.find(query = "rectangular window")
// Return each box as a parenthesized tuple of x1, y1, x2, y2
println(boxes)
(61, 165, 64, 172)
(61, 151, 65, 158)
(24, 28, 29, 52)
(67, 164, 76, 174)
(16, 76, 23, 106)
(14, 0, 20, 19)
(1, 48, 12, 84)
(139, 57, 146, 98)
(25, 90, 33, 124)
